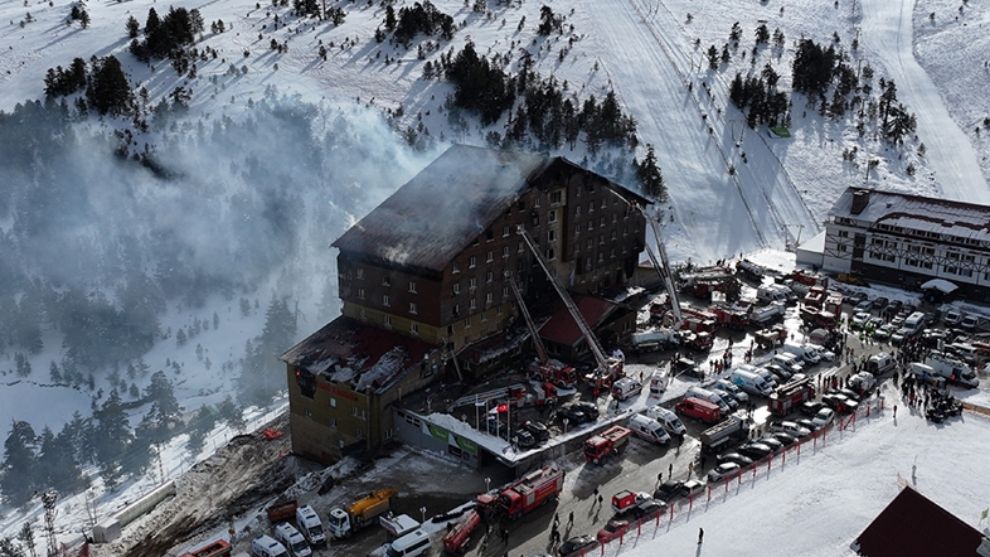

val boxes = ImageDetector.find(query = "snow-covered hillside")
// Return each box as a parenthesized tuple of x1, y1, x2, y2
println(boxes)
(912, 0, 990, 192)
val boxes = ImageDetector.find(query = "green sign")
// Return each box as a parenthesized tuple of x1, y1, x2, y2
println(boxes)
(428, 423, 449, 442)
(454, 435, 478, 456)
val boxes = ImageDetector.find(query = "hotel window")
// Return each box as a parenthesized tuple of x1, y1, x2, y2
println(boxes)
(470, 277, 478, 290)
(453, 304, 460, 317)
(576, 205, 582, 217)
(358, 288, 366, 300)
(487, 251, 494, 263)
(599, 216, 606, 227)
(548, 229, 556, 242)
(469, 256, 477, 268)
(408, 280, 417, 293)
(502, 285, 509, 297)
(502, 225, 510, 237)
(586, 222, 594, 232)
(465, 316, 471, 328)
(470, 298, 477, 311)
(486, 292, 493, 305)
(409, 302, 417, 315)
(383, 294, 390, 307)
(502, 246, 510, 258)
(452, 261, 460, 274)
(518, 242, 524, 253)
(410, 322, 419, 335)
(548, 210, 557, 223)
(453, 282, 461, 295)
(547, 247, 556, 260)
(356, 268, 364, 280)
(551, 190, 563, 204)
(382, 276, 391, 287)
(384, 314, 392, 328)
(486, 271, 494, 283)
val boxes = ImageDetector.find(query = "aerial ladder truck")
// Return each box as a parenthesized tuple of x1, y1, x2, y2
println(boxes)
(516, 227, 623, 397)
(507, 277, 576, 389)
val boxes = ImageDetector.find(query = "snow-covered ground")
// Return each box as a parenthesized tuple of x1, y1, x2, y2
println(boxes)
(604, 385, 990, 556)
(913, 0, 990, 189)
(859, 0, 989, 203)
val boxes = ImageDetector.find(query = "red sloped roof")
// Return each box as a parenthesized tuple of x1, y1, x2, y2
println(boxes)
(855, 486, 986, 557)
(539, 296, 617, 347)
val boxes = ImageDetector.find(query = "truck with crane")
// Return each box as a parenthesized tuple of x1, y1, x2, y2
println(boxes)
(326, 488, 398, 539)
(476, 464, 565, 520)
(509, 277, 577, 390)
(768, 377, 817, 416)
(516, 227, 623, 396)
(699, 416, 747, 454)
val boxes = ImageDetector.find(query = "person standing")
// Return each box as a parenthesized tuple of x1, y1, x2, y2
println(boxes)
(698, 528, 705, 544)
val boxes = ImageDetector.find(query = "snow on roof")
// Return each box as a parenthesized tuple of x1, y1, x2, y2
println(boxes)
(855, 486, 987, 557)
(920, 278, 959, 294)
(829, 187, 990, 244)
(332, 145, 649, 273)
(797, 230, 826, 254)
(280, 317, 438, 394)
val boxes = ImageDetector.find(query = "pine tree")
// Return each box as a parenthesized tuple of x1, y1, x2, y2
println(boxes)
(1, 421, 38, 507)
(78, 8, 90, 28)
(217, 396, 245, 432)
(706, 45, 719, 70)
(145, 7, 160, 36)
(126, 15, 140, 38)
(385, 5, 396, 31)
(144, 371, 180, 439)
(86, 55, 133, 115)
(636, 145, 666, 201)
(0, 538, 25, 557)
(186, 405, 218, 455)
(16, 524, 34, 557)
(49, 361, 62, 383)
(38, 427, 87, 493)
(93, 390, 133, 490)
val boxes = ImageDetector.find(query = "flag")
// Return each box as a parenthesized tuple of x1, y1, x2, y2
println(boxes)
(496, 403, 508, 414)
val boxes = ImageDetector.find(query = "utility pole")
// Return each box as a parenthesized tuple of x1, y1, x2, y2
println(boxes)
(156, 443, 166, 484)
(41, 490, 58, 557)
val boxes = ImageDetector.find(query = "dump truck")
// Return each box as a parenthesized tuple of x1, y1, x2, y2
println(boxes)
(266, 499, 298, 524)
(699, 416, 746, 454)
(327, 488, 398, 539)
(476, 464, 564, 520)
(584, 425, 632, 464)
(768, 377, 816, 416)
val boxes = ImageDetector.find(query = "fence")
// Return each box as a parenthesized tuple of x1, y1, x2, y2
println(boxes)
(565, 397, 886, 557)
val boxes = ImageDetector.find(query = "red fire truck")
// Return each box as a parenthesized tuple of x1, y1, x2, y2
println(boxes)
(584, 425, 632, 464)
(442, 510, 481, 555)
(476, 465, 565, 520)
(768, 377, 817, 416)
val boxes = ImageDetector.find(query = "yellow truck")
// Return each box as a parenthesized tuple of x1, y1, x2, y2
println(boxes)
(327, 488, 398, 539)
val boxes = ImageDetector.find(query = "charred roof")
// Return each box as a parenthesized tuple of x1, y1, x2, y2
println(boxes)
(332, 144, 649, 273)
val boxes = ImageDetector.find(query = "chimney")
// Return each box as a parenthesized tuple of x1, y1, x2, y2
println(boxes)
(850, 190, 871, 215)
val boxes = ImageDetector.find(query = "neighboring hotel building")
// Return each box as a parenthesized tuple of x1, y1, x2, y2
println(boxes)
(281, 145, 648, 463)
(822, 187, 990, 299)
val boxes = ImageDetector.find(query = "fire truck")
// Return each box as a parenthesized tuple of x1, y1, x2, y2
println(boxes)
(584, 425, 632, 464)
(713, 303, 750, 331)
(476, 465, 565, 520)
(442, 510, 481, 555)
(768, 377, 817, 416)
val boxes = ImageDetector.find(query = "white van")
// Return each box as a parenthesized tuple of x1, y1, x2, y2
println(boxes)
(782, 342, 820, 365)
(644, 405, 687, 436)
(629, 414, 671, 445)
(730, 368, 773, 397)
(251, 535, 289, 557)
(387, 528, 431, 557)
(757, 284, 792, 303)
(295, 505, 327, 547)
(649, 368, 668, 394)
(904, 312, 927, 333)
(771, 353, 804, 374)
(274, 523, 311, 557)
(866, 352, 896, 375)
(685, 386, 730, 414)
(612, 377, 643, 401)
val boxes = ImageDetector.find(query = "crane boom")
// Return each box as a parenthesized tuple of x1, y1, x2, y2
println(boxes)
(516, 227, 610, 371)
(507, 277, 549, 364)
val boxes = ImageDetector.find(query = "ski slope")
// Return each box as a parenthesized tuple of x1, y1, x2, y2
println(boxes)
(859, 0, 990, 203)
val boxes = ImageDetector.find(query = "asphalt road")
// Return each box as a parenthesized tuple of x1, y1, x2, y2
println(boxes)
(465, 310, 886, 557)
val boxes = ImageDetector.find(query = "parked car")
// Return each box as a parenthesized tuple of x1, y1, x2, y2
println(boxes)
(713, 379, 750, 403)
(707, 462, 741, 483)
(851, 312, 870, 329)
(943, 310, 962, 326)
(513, 429, 537, 449)
(822, 393, 859, 414)
(653, 481, 683, 502)
(737, 442, 772, 460)
(887, 299, 903, 314)
(769, 420, 811, 438)
(770, 431, 798, 446)
(559, 402, 599, 424)
(522, 420, 550, 443)
(796, 418, 817, 432)
(799, 401, 824, 417)
(855, 299, 874, 312)
(559, 535, 599, 556)
(716, 452, 753, 467)
(678, 480, 706, 498)
(618, 499, 666, 521)
(596, 520, 630, 544)
(812, 407, 835, 429)
(873, 325, 894, 341)
(961, 314, 980, 330)
(757, 436, 784, 452)
(873, 297, 889, 310)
